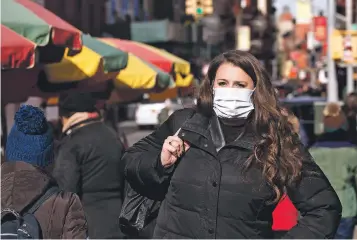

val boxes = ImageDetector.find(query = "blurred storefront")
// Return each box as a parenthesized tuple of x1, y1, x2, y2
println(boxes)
(43, 0, 105, 36)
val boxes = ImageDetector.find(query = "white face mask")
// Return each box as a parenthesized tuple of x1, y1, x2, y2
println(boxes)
(213, 88, 254, 119)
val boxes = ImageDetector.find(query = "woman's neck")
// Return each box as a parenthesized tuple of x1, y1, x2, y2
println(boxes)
(219, 117, 246, 127)
(218, 117, 246, 144)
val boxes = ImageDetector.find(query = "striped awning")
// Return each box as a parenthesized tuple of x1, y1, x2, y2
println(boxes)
(44, 34, 128, 83)
(100, 38, 191, 75)
(1, 25, 37, 69)
(2, 0, 82, 50)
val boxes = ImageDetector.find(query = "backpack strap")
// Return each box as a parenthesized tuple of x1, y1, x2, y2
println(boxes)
(22, 186, 60, 215)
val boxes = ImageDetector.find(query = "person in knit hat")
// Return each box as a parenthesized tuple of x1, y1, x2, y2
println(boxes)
(343, 92, 357, 144)
(1, 105, 88, 239)
(310, 102, 357, 239)
(5, 105, 54, 167)
(53, 92, 126, 239)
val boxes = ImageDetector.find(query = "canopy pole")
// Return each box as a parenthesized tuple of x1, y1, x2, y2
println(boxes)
(346, 0, 355, 94)
(327, 0, 338, 102)
(1, 104, 8, 158)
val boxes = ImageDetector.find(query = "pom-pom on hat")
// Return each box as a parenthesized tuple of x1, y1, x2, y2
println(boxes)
(5, 105, 54, 167)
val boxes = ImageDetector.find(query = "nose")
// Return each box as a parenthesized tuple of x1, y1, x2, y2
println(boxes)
(230, 83, 238, 88)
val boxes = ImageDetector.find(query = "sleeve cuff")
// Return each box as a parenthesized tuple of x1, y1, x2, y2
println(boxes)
(155, 154, 175, 177)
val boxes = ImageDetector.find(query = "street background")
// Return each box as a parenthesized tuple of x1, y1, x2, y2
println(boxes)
(120, 120, 152, 147)
(2, 0, 357, 238)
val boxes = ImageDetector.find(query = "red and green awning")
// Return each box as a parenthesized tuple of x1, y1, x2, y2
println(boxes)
(98, 38, 173, 90)
(1, 25, 37, 69)
(100, 38, 190, 75)
(2, 0, 82, 50)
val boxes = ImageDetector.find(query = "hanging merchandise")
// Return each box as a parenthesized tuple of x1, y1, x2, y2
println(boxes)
(313, 16, 327, 42)
(342, 35, 354, 63)
(332, 30, 357, 62)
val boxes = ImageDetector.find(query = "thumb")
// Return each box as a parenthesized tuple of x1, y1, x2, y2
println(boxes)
(183, 141, 190, 152)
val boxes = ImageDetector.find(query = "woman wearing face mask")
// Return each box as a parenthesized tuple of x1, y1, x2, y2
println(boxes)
(123, 50, 342, 239)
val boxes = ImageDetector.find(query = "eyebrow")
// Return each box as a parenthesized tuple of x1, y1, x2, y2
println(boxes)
(216, 78, 247, 84)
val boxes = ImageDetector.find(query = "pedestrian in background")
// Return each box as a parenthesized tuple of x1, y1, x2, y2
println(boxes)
(343, 92, 357, 144)
(103, 103, 129, 149)
(281, 107, 309, 146)
(123, 50, 341, 238)
(1, 105, 87, 239)
(310, 102, 357, 239)
(53, 93, 126, 239)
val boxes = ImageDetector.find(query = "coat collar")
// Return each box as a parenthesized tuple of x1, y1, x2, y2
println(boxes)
(180, 112, 256, 155)
(180, 112, 211, 139)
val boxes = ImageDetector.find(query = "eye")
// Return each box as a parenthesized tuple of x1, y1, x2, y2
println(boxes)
(218, 81, 227, 86)
(233, 82, 246, 88)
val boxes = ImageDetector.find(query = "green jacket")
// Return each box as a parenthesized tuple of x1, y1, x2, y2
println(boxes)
(310, 142, 357, 218)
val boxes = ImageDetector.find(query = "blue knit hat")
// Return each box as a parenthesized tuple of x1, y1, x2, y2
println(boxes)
(6, 105, 54, 167)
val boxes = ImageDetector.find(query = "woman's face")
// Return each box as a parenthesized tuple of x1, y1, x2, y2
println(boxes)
(213, 63, 255, 90)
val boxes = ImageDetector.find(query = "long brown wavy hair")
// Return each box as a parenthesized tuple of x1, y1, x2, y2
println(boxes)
(197, 50, 303, 203)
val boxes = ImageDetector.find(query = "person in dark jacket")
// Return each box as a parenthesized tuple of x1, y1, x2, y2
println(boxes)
(343, 92, 357, 144)
(53, 93, 126, 239)
(1, 105, 87, 239)
(123, 50, 342, 239)
(310, 102, 357, 239)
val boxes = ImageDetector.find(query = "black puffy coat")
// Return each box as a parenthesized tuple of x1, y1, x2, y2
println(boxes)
(53, 120, 126, 239)
(123, 108, 342, 239)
